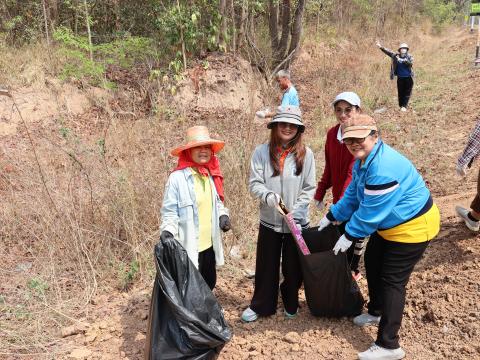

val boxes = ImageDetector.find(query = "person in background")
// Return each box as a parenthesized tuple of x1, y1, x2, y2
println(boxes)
(159, 126, 231, 290)
(314, 91, 363, 280)
(256, 69, 300, 119)
(241, 106, 315, 322)
(376, 41, 414, 112)
(318, 114, 440, 360)
(455, 116, 480, 231)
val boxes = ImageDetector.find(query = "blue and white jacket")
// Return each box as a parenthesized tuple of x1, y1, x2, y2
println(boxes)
(328, 140, 430, 240)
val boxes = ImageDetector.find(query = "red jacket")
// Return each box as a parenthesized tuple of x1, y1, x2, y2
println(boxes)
(314, 124, 355, 204)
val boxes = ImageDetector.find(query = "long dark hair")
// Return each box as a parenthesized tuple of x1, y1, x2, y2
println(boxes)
(268, 124, 306, 176)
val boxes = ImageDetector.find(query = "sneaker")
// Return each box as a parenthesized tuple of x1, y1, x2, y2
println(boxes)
(353, 313, 381, 327)
(284, 309, 298, 319)
(400, 107, 407, 112)
(455, 206, 480, 231)
(358, 344, 405, 360)
(241, 307, 258, 322)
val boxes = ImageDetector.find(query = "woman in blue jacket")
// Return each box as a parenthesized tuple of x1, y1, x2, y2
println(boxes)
(318, 114, 440, 360)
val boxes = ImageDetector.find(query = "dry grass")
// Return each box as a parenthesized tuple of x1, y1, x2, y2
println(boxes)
(0, 22, 477, 356)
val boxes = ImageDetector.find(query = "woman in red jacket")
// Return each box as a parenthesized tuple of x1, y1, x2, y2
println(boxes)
(314, 91, 363, 278)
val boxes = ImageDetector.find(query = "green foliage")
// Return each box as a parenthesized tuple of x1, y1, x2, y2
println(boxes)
(27, 277, 48, 298)
(120, 260, 140, 291)
(423, 0, 459, 30)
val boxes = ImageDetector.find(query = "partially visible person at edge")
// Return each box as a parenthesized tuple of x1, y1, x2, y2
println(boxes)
(256, 69, 300, 119)
(159, 125, 231, 290)
(317, 114, 440, 360)
(313, 91, 364, 280)
(376, 41, 414, 112)
(241, 106, 316, 323)
(455, 116, 480, 231)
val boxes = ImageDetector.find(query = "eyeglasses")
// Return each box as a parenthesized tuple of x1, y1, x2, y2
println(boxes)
(343, 131, 376, 145)
(335, 106, 354, 116)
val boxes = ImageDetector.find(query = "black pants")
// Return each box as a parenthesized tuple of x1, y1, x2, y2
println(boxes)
(339, 222, 363, 274)
(397, 76, 413, 108)
(365, 232, 429, 349)
(250, 224, 303, 316)
(198, 246, 216, 290)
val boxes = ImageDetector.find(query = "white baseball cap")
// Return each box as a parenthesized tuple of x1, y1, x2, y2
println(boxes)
(332, 92, 361, 108)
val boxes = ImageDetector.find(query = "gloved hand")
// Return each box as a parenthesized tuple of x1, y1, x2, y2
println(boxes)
(333, 234, 353, 255)
(255, 110, 266, 118)
(219, 215, 231, 232)
(317, 215, 331, 231)
(456, 164, 467, 177)
(376, 40, 382, 48)
(266, 192, 281, 208)
(160, 230, 174, 242)
(315, 200, 325, 211)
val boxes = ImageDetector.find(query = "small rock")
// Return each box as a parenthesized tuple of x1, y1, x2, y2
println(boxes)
(229, 245, 242, 259)
(373, 107, 387, 114)
(69, 348, 92, 359)
(291, 344, 301, 352)
(283, 331, 300, 344)
(84, 334, 97, 344)
(134, 332, 146, 341)
(15, 262, 32, 272)
(442, 325, 449, 333)
(446, 293, 453, 302)
(61, 326, 78, 338)
(244, 269, 255, 279)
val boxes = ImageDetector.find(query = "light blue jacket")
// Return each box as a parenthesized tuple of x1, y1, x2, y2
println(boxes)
(160, 168, 229, 268)
(330, 140, 430, 239)
(281, 86, 300, 107)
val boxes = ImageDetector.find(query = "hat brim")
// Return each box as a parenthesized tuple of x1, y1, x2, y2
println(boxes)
(267, 119, 305, 131)
(171, 140, 225, 157)
(342, 125, 377, 140)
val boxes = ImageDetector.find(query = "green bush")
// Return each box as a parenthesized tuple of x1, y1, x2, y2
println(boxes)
(423, 0, 458, 31)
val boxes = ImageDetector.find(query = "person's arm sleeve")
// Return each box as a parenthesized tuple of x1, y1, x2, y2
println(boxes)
(292, 151, 316, 221)
(330, 175, 360, 222)
(160, 175, 180, 237)
(340, 159, 354, 198)
(344, 175, 403, 240)
(379, 46, 395, 58)
(314, 141, 332, 201)
(458, 119, 480, 168)
(249, 147, 272, 204)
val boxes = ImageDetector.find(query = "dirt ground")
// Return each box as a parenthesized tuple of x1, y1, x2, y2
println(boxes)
(2, 27, 480, 359)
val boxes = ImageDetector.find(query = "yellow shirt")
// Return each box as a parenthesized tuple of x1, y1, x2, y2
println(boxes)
(192, 169, 213, 251)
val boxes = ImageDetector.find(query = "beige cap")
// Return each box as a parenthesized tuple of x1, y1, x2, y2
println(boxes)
(342, 114, 378, 139)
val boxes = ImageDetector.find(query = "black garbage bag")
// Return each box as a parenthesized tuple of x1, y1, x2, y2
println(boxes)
(145, 237, 232, 360)
(298, 225, 364, 317)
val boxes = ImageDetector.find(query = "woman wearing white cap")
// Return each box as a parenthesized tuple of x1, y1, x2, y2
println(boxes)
(314, 91, 363, 279)
(318, 114, 440, 360)
(242, 105, 316, 322)
(159, 126, 231, 290)
(376, 41, 414, 112)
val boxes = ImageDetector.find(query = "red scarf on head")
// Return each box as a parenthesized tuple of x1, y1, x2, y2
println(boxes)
(173, 150, 225, 202)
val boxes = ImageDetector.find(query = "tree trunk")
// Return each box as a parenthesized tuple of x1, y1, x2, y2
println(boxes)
(285, 0, 305, 67)
(237, 0, 248, 50)
(218, 0, 227, 51)
(268, 0, 279, 51)
(229, 0, 236, 54)
(275, 0, 291, 64)
(41, 0, 50, 45)
(83, 0, 93, 62)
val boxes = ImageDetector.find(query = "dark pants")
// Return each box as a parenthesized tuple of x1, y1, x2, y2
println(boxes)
(339, 222, 363, 274)
(198, 246, 216, 290)
(470, 168, 480, 213)
(365, 232, 429, 349)
(397, 76, 414, 108)
(250, 224, 303, 316)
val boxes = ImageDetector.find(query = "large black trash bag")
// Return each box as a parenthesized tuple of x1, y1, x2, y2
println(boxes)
(298, 225, 364, 317)
(145, 237, 232, 360)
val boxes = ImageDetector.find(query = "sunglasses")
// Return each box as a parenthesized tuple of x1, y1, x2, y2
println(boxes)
(343, 130, 376, 145)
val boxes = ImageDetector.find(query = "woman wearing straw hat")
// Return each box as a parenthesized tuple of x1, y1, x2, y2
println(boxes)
(159, 125, 231, 290)
(317, 114, 440, 360)
(241, 105, 316, 322)
(376, 41, 414, 112)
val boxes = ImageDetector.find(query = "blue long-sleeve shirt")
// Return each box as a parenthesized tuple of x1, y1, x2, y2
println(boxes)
(329, 140, 430, 240)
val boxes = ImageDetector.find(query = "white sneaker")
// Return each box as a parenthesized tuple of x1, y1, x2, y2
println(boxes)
(400, 107, 407, 112)
(353, 313, 381, 327)
(358, 344, 405, 360)
(241, 307, 258, 322)
(455, 206, 480, 231)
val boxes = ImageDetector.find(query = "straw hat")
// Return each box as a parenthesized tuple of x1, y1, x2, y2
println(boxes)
(342, 114, 378, 140)
(170, 126, 225, 156)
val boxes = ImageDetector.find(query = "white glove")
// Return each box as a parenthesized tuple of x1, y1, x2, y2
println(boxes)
(317, 215, 331, 231)
(376, 40, 382, 48)
(255, 110, 266, 119)
(333, 234, 353, 255)
(315, 200, 325, 211)
(456, 164, 467, 177)
(265, 192, 281, 208)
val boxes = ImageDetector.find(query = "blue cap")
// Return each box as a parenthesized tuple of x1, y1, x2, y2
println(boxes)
(332, 92, 361, 108)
